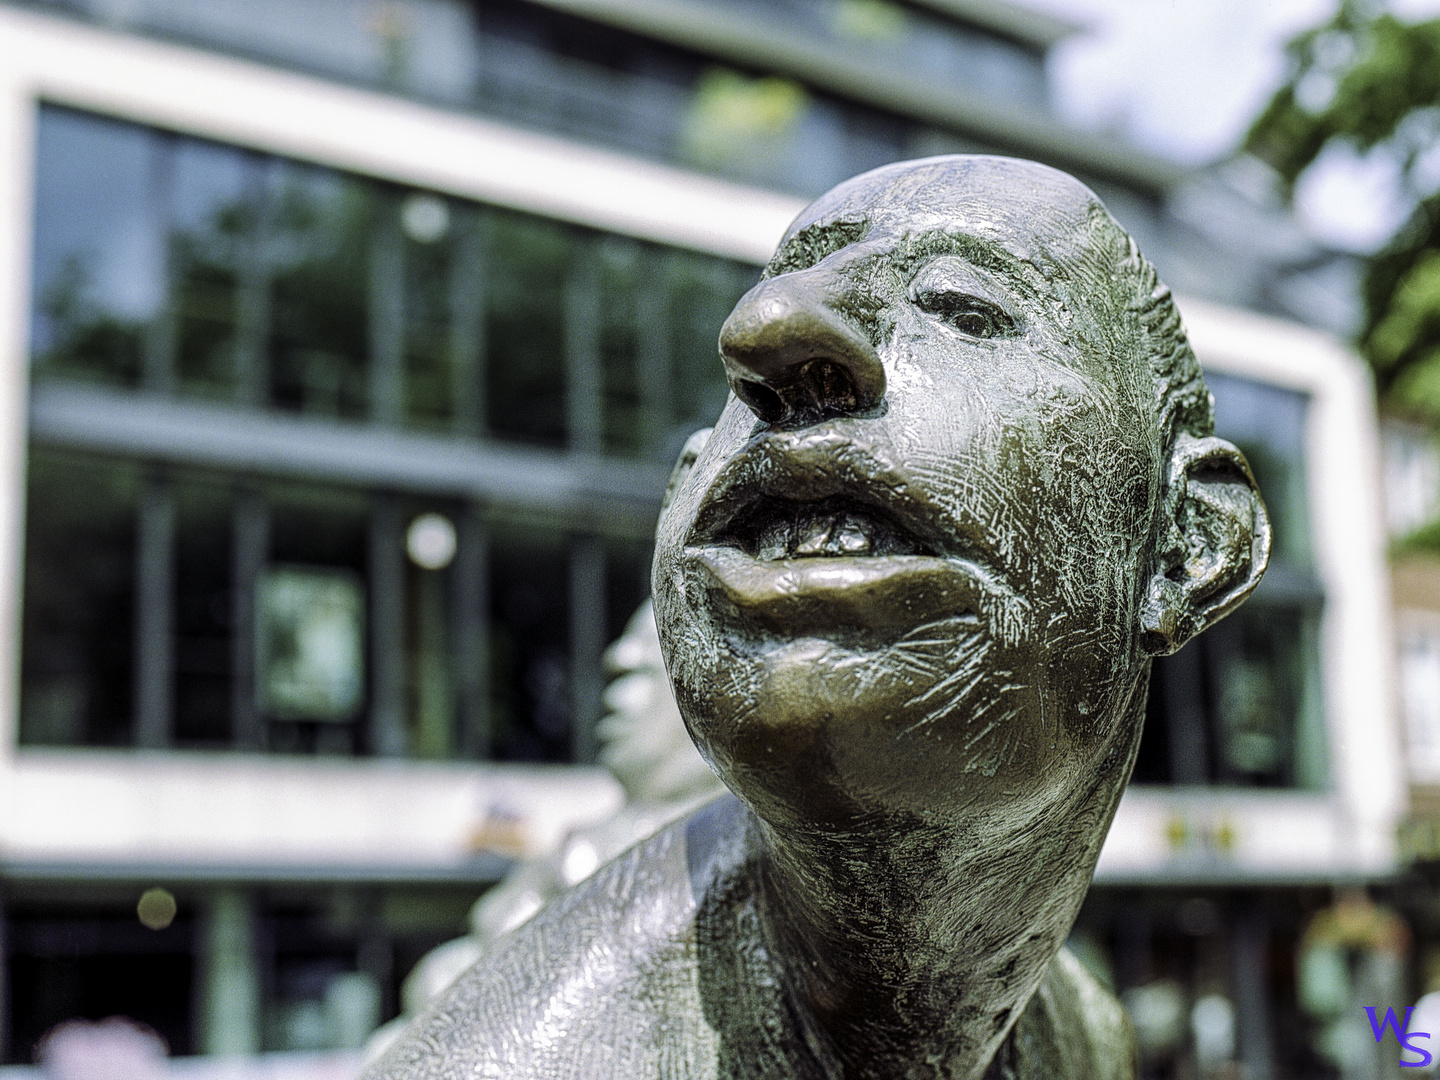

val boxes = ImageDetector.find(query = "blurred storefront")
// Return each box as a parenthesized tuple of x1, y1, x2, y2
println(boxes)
(0, 0, 1407, 1075)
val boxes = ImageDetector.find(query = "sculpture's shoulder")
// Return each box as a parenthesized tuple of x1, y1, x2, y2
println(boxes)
(999, 948, 1136, 1080)
(364, 798, 738, 1080)
(366, 795, 1134, 1080)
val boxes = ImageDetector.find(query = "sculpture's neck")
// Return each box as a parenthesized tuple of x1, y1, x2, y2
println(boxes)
(749, 699, 1142, 1080)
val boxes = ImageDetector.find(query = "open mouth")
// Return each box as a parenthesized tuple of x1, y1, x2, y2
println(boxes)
(716, 496, 936, 561)
(684, 435, 1004, 635)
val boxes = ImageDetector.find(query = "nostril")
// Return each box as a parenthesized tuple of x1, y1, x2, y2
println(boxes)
(805, 360, 858, 415)
(733, 379, 789, 424)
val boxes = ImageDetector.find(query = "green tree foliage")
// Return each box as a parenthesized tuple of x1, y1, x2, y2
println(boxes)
(1247, 1, 1440, 416)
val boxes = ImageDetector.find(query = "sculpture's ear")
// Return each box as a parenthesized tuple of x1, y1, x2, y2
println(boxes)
(1139, 433, 1271, 656)
(661, 428, 713, 513)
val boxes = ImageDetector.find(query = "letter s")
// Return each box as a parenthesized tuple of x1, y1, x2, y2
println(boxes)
(1401, 1030, 1432, 1068)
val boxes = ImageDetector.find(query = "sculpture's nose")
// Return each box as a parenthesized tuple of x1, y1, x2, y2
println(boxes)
(719, 273, 886, 425)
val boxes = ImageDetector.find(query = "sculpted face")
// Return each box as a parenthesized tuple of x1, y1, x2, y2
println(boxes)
(652, 156, 1266, 832)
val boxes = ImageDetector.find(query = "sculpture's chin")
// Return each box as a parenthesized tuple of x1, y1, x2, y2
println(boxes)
(669, 624, 1078, 829)
(655, 530, 1135, 828)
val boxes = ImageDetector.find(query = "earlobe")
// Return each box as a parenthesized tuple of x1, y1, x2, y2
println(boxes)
(1140, 433, 1271, 656)
(661, 428, 713, 513)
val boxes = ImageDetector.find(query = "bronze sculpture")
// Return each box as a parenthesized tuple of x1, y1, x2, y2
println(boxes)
(367, 155, 1270, 1080)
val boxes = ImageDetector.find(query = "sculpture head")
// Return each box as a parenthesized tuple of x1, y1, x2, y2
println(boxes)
(653, 156, 1269, 835)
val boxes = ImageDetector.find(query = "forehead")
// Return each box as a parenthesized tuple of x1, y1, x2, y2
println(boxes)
(769, 156, 1113, 287)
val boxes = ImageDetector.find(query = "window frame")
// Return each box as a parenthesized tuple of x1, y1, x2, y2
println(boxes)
(1099, 297, 1402, 882)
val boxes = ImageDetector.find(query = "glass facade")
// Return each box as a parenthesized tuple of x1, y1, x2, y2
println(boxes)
(14, 0, 1046, 199)
(24, 103, 753, 762)
(5, 883, 478, 1059)
(468, 0, 1023, 196)
(31, 105, 746, 452)
(1134, 374, 1327, 789)
(23, 103, 1328, 782)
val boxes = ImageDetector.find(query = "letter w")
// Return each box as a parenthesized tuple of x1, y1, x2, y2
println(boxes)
(1366, 1008, 1434, 1068)
(1367, 1008, 1415, 1042)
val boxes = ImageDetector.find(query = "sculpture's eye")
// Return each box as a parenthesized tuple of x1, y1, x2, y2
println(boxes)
(914, 290, 1015, 339)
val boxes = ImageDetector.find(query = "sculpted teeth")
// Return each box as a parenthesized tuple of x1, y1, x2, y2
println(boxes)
(757, 523, 790, 561)
(709, 496, 934, 561)
(834, 520, 869, 553)
(750, 509, 887, 560)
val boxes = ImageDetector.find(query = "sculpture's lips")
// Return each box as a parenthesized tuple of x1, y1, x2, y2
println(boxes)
(688, 429, 954, 557)
(694, 547, 988, 633)
(685, 430, 1014, 631)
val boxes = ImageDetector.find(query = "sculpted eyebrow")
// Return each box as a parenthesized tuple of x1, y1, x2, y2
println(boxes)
(764, 219, 869, 278)
(898, 230, 1026, 282)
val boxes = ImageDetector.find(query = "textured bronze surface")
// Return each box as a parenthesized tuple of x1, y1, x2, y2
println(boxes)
(367, 155, 1270, 1080)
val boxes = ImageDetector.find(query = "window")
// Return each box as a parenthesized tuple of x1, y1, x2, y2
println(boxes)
(1133, 374, 1327, 789)
(1400, 617, 1440, 784)
(23, 103, 754, 761)
(12, 0, 1051, 199)
(31, 104, 753, 456)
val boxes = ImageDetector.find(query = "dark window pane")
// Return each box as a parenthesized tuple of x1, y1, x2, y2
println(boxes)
(1137, 605, 1324, 789)
(265, 484, 369, 754)
(606, 538, 652, 643)
(486, 213, 567, 447)
(401, 195, 460, 431)
(1207, 603, 1325, 788)
(261, 896, 376, 1052)
(171, 139, 250, 399)
(173, 475, 235, 746)
(489, 531, 570, 761)
(1136, 374, 1324, 789)
(30, 106, 159, 387)
(8, 903, 195, 1063)
(269, 162, 370, 420)
(669, 254, 752, 437)
(20, 451, 139, 747)
(1208, 372, 1312, 569)
(402, 504, 464, 761)
(599, 237, 642, 456)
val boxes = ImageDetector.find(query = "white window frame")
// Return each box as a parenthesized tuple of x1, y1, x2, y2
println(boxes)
(1099, 297, 1402, 881)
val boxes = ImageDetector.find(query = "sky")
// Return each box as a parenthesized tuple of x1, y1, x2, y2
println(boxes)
(1016, 0, 1440, 251)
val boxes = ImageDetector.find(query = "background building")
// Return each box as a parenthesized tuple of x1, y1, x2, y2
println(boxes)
(0, 0, 1406, 1075)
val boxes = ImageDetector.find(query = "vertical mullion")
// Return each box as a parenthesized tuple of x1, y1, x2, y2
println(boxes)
(369, 190, 405, 426)
(450, 208, 488, 438)
(231, 487, 269, 751)
(637, 247, 674, 459)
(454, 506, 492, 759)
(568, 536, 606, 764)
(0, 891, 8, 1064)
(234, 153, 273, 408)
(369, 494, 407, 757)
(1231, 907, 1275, 1080)
(357, 888, 395, 1024)
(135, 472, 175, 749)
(200, 888, 260, 1056)
(564, 239, 603, 454)
(143, 132, 177, 395)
